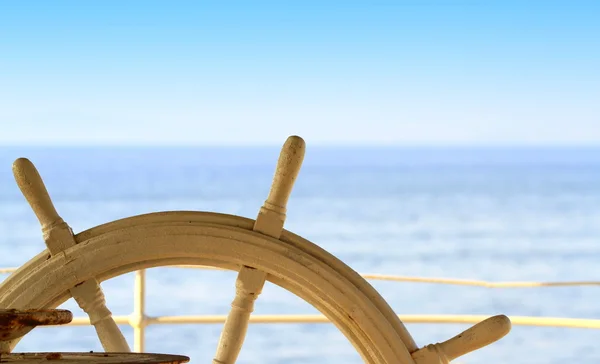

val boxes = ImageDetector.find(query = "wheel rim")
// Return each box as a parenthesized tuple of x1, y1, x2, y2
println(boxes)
(0, 214, 416, 364)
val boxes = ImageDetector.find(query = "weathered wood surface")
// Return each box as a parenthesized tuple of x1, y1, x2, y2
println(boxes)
(0, 352, 189, 363)
(0, 309, 72, 343)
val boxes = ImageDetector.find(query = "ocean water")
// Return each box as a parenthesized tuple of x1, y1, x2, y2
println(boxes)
(0, 146, 599, 364)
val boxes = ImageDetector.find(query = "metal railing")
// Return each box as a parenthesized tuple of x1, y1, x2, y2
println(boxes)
(1, 265, 600, 353)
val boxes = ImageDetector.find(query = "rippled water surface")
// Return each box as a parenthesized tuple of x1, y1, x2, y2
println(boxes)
(1, 146, 599, 363)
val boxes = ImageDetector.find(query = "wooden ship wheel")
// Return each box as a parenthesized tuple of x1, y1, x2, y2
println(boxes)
(0, 136, 511, 363)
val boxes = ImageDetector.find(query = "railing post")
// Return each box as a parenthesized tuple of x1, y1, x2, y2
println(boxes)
(130, 269, 147, 353)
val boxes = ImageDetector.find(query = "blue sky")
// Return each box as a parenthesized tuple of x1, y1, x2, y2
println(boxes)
(1, 1, 599, 146)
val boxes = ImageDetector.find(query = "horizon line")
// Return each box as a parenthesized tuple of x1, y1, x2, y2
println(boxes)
(1, 143, 600, 149)
(1, 140, 600, 148)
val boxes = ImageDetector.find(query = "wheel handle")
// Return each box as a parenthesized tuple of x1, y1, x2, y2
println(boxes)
(411, 315, 511, 364)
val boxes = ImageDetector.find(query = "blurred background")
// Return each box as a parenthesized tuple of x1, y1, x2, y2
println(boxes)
(1, 1, 599, 363)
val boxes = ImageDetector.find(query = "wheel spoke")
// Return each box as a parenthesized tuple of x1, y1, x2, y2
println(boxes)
(12, 158, 131, 353)
(212, 266, 265, 364)
(212, 136, 305, 364)
(70, 279, 131, 351)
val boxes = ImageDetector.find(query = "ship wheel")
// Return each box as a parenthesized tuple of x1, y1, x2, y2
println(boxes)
(0, 136, 511, 363)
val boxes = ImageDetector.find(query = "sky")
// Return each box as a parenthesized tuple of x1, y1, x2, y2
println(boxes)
(0, 1, 599, 146)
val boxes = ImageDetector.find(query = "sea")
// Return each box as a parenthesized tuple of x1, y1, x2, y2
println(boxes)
(0, 146, 599, 364)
